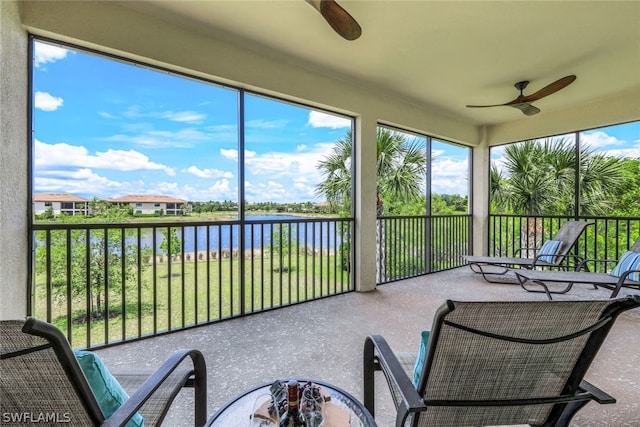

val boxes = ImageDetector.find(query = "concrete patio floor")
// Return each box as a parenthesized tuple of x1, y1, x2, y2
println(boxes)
(96, 267, 640, 426)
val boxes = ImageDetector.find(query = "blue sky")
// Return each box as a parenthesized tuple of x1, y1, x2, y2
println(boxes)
(491, 121, 640, 167)
(37, 39, 606, 203)
(33, 41, 355, 203)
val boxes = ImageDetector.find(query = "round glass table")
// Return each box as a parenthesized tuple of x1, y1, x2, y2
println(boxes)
(206, 379, 377, 426)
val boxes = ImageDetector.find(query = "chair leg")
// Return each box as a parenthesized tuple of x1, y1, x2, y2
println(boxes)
(554, 400, 590, 427)
(363, 337, 376, 418)
(190, 351, 208, 427)
(516, 275, 575, 300)
(469, 263, 512, 283)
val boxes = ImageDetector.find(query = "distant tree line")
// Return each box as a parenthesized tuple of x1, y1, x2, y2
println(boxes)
(189, 200, 333, 215)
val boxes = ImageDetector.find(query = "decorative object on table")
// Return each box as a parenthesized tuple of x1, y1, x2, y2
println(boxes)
(252, 380, 348, 426)
(279, 379, 306, 426)
(299, 381, 326, 426)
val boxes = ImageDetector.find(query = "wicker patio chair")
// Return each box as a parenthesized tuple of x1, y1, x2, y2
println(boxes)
(463, 220, 592, 283)
(364, 296, 640, 427)
(515, 237, 640, 299)
(0, 317, 207, 426)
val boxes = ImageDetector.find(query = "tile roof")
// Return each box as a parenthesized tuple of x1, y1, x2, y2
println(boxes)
(107, 195, 187, 204)
(33, 193, 90, 202)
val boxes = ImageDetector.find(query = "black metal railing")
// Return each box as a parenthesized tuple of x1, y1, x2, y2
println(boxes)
(31, 217, 354, 348)
(488, 214, 640, 272)
(376, 214, 472, 283)
(33, 212, 636, 347)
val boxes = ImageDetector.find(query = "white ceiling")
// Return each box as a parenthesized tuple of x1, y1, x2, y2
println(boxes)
(115, 1, 640, 129)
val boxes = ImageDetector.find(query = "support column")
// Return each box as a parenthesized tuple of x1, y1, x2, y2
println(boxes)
(0, 1, 29, 319)
(471, 127, 490, 256)
(354, 117, 378, 292)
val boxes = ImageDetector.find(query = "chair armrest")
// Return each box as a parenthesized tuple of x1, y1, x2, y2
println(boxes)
(103, 349, 207, 427)
(578, 380, 615, 404)
(364, 335, 426, 424)
(608, 269, 640, 298)
(619, 269, 640, 283)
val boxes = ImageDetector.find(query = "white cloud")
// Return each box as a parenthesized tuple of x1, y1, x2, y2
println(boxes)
(244, 143, 334, 182)
(245, 180, 288, 202)
(98, 111, 118, 119)
(246, 119, 288, 129)
(184, 165, 233, 179)
(103, 128, 211, 148)
(34, 43, 70, 68)
(160, 179, 235, 202)
(599, 144, 640, 159)
(581, 131, 640, 158)
(307, 111, 351, 129)
(35, 92, 63, 111)
(492, 132, 640, 167)
(35, 140, 175, 176)
(111, 105, 206, 124)
(221, 149, 238, 160)
(34, 169, 134, 198)
(207, 180, 232, 196)
(158, 111, 206, 123)
(432, 157, 469, 196)
(220, 149, 257, 161)
(581, 131, 625, 150)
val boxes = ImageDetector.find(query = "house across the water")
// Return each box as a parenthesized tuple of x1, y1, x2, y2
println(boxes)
(107, 194, 187, 215)
(33, 193, 90, 216)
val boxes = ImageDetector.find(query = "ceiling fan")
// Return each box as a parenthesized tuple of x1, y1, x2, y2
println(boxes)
(466, 75, 577, 116)
(305, 0, 362, 41)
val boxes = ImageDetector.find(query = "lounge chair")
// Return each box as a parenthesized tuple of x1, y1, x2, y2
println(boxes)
(515, 237, 640, 300)
(363, 296, 640, 427)
(0, 317, 208, 426)
(463, 220, 593, 283)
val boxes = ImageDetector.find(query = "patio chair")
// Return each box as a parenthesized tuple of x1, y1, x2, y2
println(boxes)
(515, 237, 640, 300)
(0, 317, 207, 426)
(463, 220, 593, 283)
(364, 296, 640, 427)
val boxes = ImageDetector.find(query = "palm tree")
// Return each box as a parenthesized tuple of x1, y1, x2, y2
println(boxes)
(491, 137, 625, 251)
(316, 127, 427, 280)
(315, 132, 353, 213)
(493, 137, 625, 216)
(316, 128, 426, 214)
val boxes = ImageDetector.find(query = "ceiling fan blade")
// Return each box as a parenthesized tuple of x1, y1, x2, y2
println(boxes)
(466, 75, 573, 115)
(305, 0, 362, 40)
(466, 103, 510, 108)
(519, 75, 576, 103)
(511, 103, 541, 116)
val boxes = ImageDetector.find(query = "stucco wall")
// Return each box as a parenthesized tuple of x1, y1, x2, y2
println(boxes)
(0, 0, 29, 319)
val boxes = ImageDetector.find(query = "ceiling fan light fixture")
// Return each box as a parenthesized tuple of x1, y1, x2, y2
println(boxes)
(511, 103, 541, 116)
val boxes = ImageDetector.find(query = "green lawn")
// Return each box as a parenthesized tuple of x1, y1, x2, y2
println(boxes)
(34, 255, 351, 348)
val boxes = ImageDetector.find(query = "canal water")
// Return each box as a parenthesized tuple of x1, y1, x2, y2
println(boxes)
(141, 215, 342, 254)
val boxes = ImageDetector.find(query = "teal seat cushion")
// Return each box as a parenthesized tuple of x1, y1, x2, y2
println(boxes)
(74, 350, 144, 427)
(610, 250, 640, 282)
(538, 240, 562, 263)
(412, 330, 431, 388)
